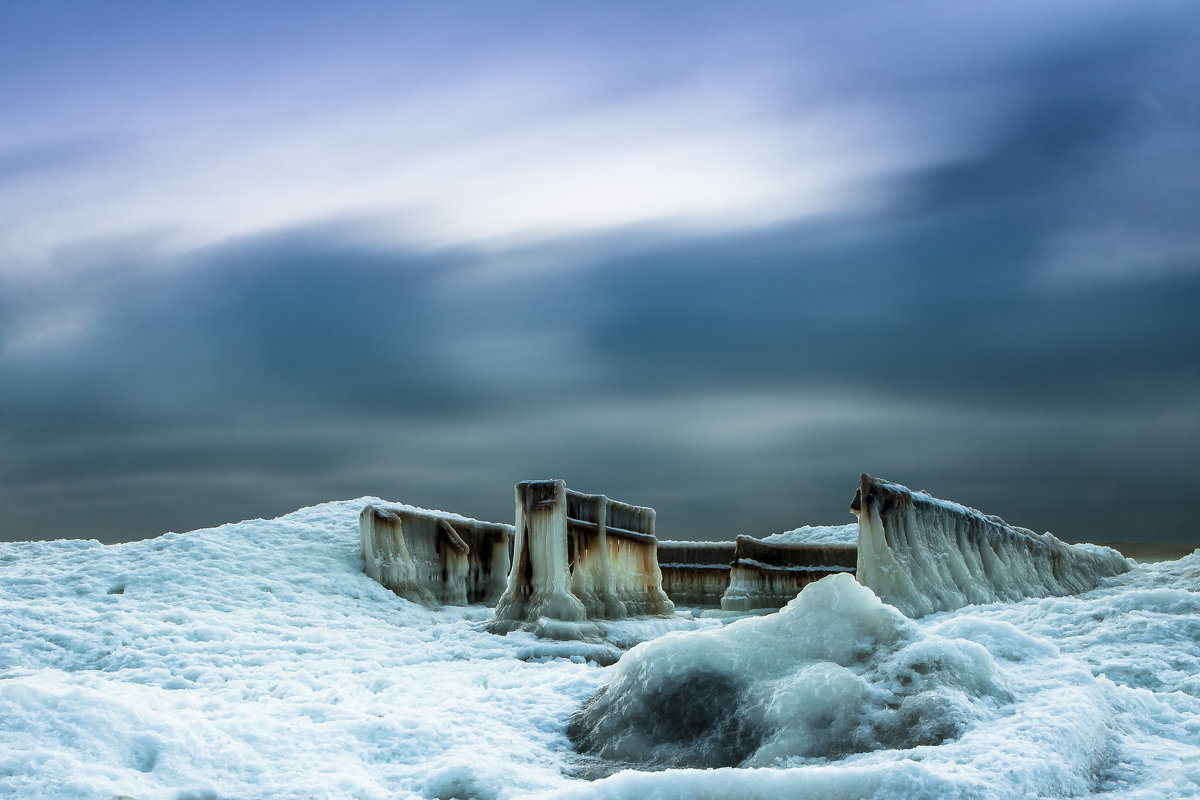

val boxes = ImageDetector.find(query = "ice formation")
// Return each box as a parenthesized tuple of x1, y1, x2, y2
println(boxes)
(656, 541, 735, 607)
(493, 480, 674, 629)
(720, 535, 857, 611)
(569, 573, 1013, 772)
(360, 503, 512, 607)
(851, 474, 1131, 617)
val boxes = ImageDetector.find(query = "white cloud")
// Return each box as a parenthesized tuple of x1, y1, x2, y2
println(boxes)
(0, 62, 967, 275)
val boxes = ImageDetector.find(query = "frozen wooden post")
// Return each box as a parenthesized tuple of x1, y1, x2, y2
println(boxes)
(493, 480, 674, 626)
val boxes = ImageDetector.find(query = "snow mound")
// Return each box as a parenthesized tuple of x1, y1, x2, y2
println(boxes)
(569, 574, 1011, 772)
(760, 523, 858, 546)
(565, 570, 1161, 799)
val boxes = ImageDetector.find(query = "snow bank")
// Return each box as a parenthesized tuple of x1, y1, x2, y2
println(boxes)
(563, 562, 1200, 798)
(0, 499, 618, 800)
(851, 474, 1131, 617)
(360, 503, 512, 607)
(761, 523, 858, 546)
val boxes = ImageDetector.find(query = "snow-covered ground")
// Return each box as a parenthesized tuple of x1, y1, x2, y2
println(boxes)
(1, 499, 1197, 800)
(760, 523, 858, 546)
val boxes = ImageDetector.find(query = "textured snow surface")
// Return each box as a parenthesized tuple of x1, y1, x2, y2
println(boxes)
(2, 499, 1198, 799)
(760, 523, 858, 546)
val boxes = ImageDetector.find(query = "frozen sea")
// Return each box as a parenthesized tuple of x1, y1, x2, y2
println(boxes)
(1, 499, 1198, 800)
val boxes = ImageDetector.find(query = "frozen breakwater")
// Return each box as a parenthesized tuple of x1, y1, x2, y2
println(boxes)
(851, 474, 1132, 617)
(493, 481, 674, 633)
(360, 474, 1132, 621)
(360, 503, 512, 607)
(656, 541, 735, 607)
(719, 535, 857, 612)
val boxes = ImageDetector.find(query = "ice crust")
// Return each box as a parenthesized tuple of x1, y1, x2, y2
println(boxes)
(852, 474, 1132, 617)
(1, 498, 1198, 799)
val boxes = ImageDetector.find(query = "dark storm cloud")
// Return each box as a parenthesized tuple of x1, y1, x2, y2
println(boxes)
(0, 227, 620, 542)
(3, 232, 476, 431)
(559, 36, 1200, 541)
(3, 180, 1196, 546)
(577, 21, 1200, 402)
(2, 1, 1198, 546)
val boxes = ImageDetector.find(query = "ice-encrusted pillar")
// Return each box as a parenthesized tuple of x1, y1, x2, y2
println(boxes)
(492, 480, 674, 631)
(565, 491, 623, 618)
(494, 480, 589, 623)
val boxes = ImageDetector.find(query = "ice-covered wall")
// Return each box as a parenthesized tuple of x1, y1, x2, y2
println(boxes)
(493, 480, 674, 627)
(720, 535, 857, 611)
(851, 474, 1131, 617)
(359, 504, 512, 607)
(657, 541, 735, 607)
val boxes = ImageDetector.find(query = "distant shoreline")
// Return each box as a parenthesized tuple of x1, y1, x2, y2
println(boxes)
(1106, 542, 1198, 562)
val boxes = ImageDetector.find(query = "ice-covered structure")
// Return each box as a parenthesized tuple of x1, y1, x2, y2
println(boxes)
(359, 504, 512, 607)
(851, 474, 1131, 617)
(656, 541, 735, 607)
(658, 528, 858, 610)
(720, 535, 857, 611)
(492, 480, 674, 628)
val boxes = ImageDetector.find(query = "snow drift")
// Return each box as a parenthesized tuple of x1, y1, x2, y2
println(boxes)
(851, 474, 1131, 617)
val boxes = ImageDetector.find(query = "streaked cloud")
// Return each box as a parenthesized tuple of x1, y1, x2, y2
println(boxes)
(1, 1, 1198, 544)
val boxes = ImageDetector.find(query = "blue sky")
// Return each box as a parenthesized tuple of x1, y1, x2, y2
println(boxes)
(2, 1, 1198, 543)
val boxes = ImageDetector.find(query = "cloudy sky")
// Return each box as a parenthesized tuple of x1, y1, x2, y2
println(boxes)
(2, 1, 1198, 545)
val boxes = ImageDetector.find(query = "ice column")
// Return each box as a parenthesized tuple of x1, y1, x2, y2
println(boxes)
(493, 480, 674, 626)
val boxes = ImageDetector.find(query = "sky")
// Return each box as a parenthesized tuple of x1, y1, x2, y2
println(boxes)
(1, 1, 1198, 545)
